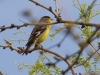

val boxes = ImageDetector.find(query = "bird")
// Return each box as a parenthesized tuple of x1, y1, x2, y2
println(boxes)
(24, 16, 53, 55)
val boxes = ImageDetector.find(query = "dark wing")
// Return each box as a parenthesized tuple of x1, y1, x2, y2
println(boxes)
(25, 26, 47, 55)
(26, 25, 47, 46)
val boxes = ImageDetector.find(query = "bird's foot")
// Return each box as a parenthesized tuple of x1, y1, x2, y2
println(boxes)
(35, 43, 43, 48)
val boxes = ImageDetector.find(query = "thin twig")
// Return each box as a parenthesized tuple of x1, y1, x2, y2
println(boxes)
(55, 0, 59, 16)
(30, 46, 76, 75)
(0, 44, 23, 53)
(1, 20, 100, 32)
(48, 29, 69, 49)
(74, 48, 100, 68)
(65, 26, 100, 73)
(29, 0, 58, 19)
(89, 43, 100, 55)
(0, 43, 76, 75)
(76, 0, 97, 21)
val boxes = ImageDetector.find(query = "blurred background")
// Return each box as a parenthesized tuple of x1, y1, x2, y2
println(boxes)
(0, 0, 100, 75)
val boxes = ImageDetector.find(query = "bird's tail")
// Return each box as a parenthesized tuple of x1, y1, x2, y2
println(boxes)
(24, 45, 31, 55)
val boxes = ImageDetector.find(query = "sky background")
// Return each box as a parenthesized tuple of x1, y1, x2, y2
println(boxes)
(0, 0, 100, 75)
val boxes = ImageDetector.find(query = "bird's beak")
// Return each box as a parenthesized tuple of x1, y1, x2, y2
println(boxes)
(51, 18, 53, 21)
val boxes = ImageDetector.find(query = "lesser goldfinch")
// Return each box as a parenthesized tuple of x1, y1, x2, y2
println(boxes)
(25, 16, 52, 55)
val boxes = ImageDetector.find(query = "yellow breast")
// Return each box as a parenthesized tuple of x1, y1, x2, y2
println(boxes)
(36, 25, 50, 44)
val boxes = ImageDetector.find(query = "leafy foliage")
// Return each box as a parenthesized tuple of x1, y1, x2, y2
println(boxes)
(29, 53, 62, 75)
(50, 23, 68, 41)
(2, 0, 100, 75)
(69, 0, 100, 75)
(73, 0, 100, 41)
(15, 53, 62, 75)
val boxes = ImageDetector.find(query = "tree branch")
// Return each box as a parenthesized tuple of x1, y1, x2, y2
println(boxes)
(1, 20, 100, 32)
(0, 42, 76, 75)
(30, 46, 76, 75)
